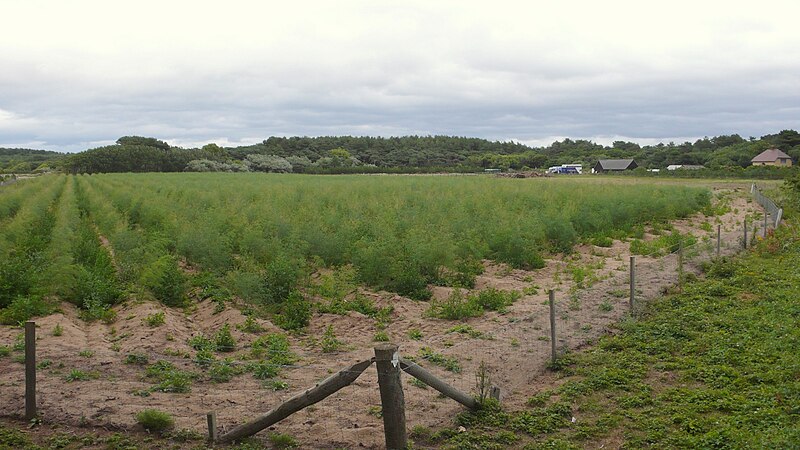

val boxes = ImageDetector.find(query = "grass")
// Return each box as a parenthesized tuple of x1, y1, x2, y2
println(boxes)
(424, 223, 800, 448)
(135, 409, 174, 433)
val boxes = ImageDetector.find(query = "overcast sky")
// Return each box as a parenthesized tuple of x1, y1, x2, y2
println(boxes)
(1, 0, 799, 152)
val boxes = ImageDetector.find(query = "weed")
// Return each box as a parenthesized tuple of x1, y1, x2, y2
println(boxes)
(269, 380, 289, 391)
(125, 353, 149, 365)
(250, 333, 297, 366)
(418, 347, 461, 373)
(373, 331, 390, 342)
(268, 432, 299, 449)
(52, 323, 63, 336)
(408, 328, 423, 340)
(237, 315, 264, 333)
(321, 325, 342, 353)
(143, 311, 165, 327)
(214, 323, 236, 352)
(135, 409, 174, 433)
(209, 359, 239, 383)
(65, 369, 97, 382)
(446, 324, 486, 339)
(78, 349, 94, 358)
(599, 300, 613, 312)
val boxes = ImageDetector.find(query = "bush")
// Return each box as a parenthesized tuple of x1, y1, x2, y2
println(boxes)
(0, 295, 52, 325)
(141, 256, 187, 307)
(427, 288, 521, 320)
(136, 409, 175, 432)
(274, 291, 311, 331)
(426, 289, 483, 320)
(70, 265, 123, 309)
(263, 255, 304, 304)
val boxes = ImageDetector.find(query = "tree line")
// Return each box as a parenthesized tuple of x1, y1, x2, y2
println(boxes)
(14, 130, 800, 175)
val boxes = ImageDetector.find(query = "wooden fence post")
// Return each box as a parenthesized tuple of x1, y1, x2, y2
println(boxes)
(716, 224, 721, 257)
(677, 240, 684, 292)
(374, 344, 407, 450)
(629, 256, 635, 312)
(206, 412, 217, 443)
(743, 221, 748, 249)
(548, 290, 557, 364)
(25, 321, 36, 421)
(764, 208, 768, 238)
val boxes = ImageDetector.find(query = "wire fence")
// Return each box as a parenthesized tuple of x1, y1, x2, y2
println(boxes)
(752, 183, 783, 227)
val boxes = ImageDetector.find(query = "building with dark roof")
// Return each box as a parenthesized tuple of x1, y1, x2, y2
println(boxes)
(592, 159, 637, 173)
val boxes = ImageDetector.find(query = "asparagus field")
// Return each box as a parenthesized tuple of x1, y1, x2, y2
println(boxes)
(0, 173, 710, 323)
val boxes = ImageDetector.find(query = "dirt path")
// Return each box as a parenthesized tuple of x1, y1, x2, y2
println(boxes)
(0, 187, 763, 448)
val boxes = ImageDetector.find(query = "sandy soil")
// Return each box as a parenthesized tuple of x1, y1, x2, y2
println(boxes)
(0, 187, 763, 449)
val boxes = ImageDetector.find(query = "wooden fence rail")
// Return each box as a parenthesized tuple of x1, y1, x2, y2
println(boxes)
(214, 344, 484, 445)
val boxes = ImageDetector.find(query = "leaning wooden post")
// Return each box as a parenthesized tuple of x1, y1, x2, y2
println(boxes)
(397, 359, 478, 410)
(206, 412, 217, 443)
(629, 256, 635, 312)
(716, 224, 721, 257)
(217, 358, 373, 444)
(25, 321, 36, 421)
(548, 290, 557, 364)
(374, 344, 407, 450)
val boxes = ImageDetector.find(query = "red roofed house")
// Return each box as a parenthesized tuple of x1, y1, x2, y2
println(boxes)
(751, 149, 793, 167)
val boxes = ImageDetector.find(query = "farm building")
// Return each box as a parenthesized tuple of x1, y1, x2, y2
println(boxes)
(751, 149, 793, 167)
(592, 159, 637, 173)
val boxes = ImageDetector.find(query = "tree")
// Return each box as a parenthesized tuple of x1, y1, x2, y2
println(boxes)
(244, 154, 293, 172)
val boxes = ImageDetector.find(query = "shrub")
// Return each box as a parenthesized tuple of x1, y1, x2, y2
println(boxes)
(263, 255, 304, 304)
(274, 291, 311, 331)
(72, 265, 123, 309)
(426, 289, 483, 320)
(0, 295, 52, 325)
(472, 288, 521, 313)
(141, 256, 187, 307)
(135, 409, 174, 432)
